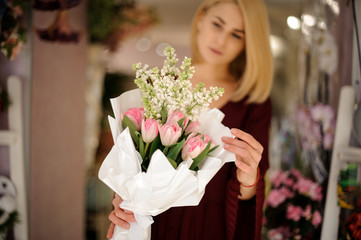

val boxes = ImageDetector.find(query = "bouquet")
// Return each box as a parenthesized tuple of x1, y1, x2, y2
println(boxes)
(99, 46, 236, 240)
(263, 169, 323, 240)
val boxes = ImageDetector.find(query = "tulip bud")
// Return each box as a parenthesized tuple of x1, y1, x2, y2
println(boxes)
(167, 111, 188, 127)
(141, 118, 159, 143)
(181, 133, 213, 160)
(158, 123, 182, 146)
(184, 120, 201, 135)
(122, 107, 144, 130)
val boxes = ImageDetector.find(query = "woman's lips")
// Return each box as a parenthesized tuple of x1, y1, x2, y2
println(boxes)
(209, 47, 222, 55)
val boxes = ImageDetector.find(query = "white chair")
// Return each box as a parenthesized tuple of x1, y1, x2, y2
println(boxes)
(321, 86, 361, 239)
(0, 76, 28, 240)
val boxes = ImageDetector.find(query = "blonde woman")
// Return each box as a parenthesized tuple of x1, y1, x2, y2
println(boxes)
(108, 0, 273, 239)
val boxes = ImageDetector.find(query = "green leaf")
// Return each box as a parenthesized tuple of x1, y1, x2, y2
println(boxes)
(177, 117, 186, 129)
(161, 108, 167, 124)
(167, 139, 185, 161)
(189, 141, 212, 171)
(208, 145, 219, 154)
(137, 132, 145, 159)
(149, 135, 163, 158)
(122, 115, 139, 148)
(167, 157, 178, 169)
(141, 160, 149, 171)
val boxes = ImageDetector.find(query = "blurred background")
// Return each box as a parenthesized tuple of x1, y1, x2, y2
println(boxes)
(0, 0, 360, 239)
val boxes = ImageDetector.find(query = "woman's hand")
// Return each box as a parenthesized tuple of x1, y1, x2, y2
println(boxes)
(107, 194, 137, 239)
(222, 128, 263, 198)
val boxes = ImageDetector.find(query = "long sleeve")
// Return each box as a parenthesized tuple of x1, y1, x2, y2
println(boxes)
(224, 98, 272, 240)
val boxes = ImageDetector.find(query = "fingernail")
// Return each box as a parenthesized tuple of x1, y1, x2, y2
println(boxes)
(223, 144, 229, 148)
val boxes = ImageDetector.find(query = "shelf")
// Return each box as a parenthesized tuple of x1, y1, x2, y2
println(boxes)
(337, 147, 361, 163)
(0, 130, 19, 145)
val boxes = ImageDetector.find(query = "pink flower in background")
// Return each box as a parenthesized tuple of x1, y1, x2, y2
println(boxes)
(267, 229, 284, 240)
(181, 134, 210, 160)
(310, 103, 334, 130)
(323, 132, 334, 150)
(270, 170, 287, 188)
(289, 169, 302, 179)
(302, 205, 312, 220)
(141, 119, 159, 143)
(264, 169, 323, 239)
(280, 187, 294, 198)
(286, 205, 302, 221)
(309, 183, 323, 201)
(312, 211, 322, 227)
(267, 189, 287, 207)
(185, 120, 201, 135)
(158, 123, 182, 146)
(122, 107, 144, 130)
(284, 177, 294, 187)
(296, 178, 313, 195)
(167, 111, 188, 127)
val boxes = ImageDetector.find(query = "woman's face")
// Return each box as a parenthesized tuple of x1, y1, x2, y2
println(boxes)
(196, 2, 245, 66)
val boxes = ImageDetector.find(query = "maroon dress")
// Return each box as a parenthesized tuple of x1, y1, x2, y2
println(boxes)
(151, 97, 272, 240)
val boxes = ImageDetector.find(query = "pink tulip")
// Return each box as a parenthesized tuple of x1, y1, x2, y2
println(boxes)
(122, 107, 144, 130)
(158, 123, 182, 146)
(181, 134, 213, 160)
(185, 120, 201, 135)
(167, 111, 188, 127)
(141, 118, 159, 143)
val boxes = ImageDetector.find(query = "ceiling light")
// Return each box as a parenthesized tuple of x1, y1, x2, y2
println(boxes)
(287, 16, 301, 30)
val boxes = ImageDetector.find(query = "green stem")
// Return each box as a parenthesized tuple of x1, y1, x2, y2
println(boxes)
(144, 142, 150, 157)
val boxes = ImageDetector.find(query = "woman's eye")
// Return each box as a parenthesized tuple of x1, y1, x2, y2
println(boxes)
(212, 22, 221, 28)
(232, 33, 242, 39)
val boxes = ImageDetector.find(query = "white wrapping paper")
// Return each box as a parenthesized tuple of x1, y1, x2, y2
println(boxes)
(98, 89, 236, 240)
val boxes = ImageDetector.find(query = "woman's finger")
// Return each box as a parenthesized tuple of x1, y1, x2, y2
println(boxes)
(235, 158, 253, 174)
(113, 206, 136, 223)
(221, 137, 261, 165)
(107, 222, 115, 239)
(223, 143, 258, 168)
(109, 210, 131, 229)
(230, 128, 263, 154)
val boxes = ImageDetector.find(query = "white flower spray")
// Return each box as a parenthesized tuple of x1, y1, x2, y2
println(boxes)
(133, 46, 224, 121)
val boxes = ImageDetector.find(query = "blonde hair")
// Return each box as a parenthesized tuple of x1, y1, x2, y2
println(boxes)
(190, 0, 274, 103)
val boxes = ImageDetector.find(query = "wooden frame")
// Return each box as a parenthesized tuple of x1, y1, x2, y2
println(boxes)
(0, 76, 28, 240)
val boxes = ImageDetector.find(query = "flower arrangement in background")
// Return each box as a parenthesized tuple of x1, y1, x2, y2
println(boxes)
(0, 176, 19, 239)
(33, 0, 82, 43)
(0, 0, 28, 60)
(263, 169, 323, 240)
(88, 0, 158, 51)
(336, 163, 361, 240)
(98, 46, 234, 239)
(346, 198, 361, 240)
(295, 103, 335, 183)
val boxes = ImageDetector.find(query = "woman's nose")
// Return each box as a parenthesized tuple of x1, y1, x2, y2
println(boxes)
(216, 32, 227, 46)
